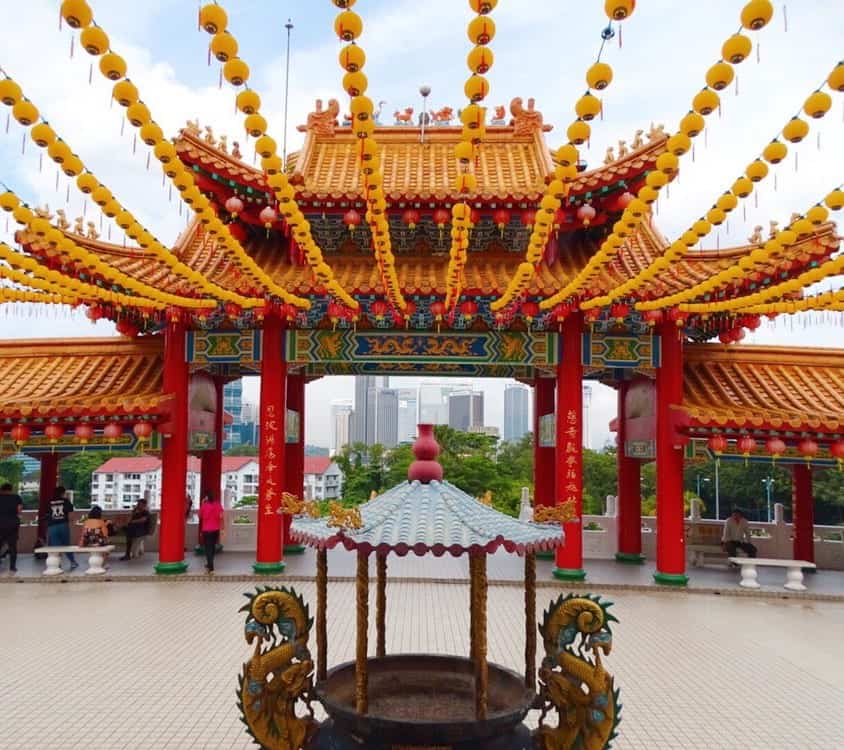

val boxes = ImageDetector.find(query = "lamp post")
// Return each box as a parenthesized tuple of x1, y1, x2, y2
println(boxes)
(714, 459, 721, 520)
(762, 476, 774, 522)
(695, 473, 710, 499)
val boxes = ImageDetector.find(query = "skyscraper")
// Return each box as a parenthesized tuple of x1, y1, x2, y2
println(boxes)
(330, 399, 353, 455)
(503, 383, 530, 442)
(418, 381, 469, 425)
(351, 375, 392, 447)
(376, 388, 399, 448)
(223, 379, 243, 450)
(448, 390, 484, 432)
(397, 388, 418, 443)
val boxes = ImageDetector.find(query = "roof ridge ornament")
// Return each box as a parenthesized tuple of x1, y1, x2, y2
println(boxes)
(407, 423, 444, 484)
(509, 97, 552, 136)
(303, 98, 340, 136)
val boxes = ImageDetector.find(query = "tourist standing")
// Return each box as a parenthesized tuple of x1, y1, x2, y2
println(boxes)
(198, 490, 224, 573)
(121, 498, 151, 560)
(0, 482, 23, 573)
(47, 486, 78, 570)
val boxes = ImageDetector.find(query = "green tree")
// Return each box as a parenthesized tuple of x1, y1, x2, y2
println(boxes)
(225, 443, 258, 456)
(0, 457, 24, 489)
(582, 448, 617, 514)
(60, 451, 134, 506)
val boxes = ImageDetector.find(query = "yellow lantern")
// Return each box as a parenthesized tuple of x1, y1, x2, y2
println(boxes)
(153, 141, 176, 164)
(575, 92, 602, 121)
(803, 90, 832, 119)
(140, 122, 163, 146)
(334, 10, 363, 41)
(91, 186, 112, 207)
(223, 58, 250, 87)
(339, 44, 366, 73)
(825, 189, 844, 211)
(467, 45, 494, 74)
(762, 140, 787, 164)
(80, 26, 109, 56)
(0, 192, 19, 212)
(706, 207, 727, 225)
(555, 144, 579, 167)
(233, 91, 260, 117)
(469, 0, 497, 12)
(255, 135, 277, 159)
(655, 152, 679, 176)
(454, 141, 474, 164)
(456, 173, 477, 194)
(586, 61, 613, 91)
(566, 119, 590, 145)
(639, 185, 659, 204)
(99, 52, 126, 81)
(693, 218, 711, 237)
(790, 218, 812, 236)
(777, 229, 797, 246)
(681, 229, 699, 247)
(116, 210, 134, 229)
(0, 78, 22, 106)
(30, 122, 56, 148)
(806, 204, 829, 225)
(199, 4, 227, 34)
(61, 0, 93, 28)
(828, 61, 844, 92)
(679, 110, 705, 138)
(12, 99, 38, 126)
(722, 34, 752, 64)
(262, 155, 283, 175)
(126, 102, 151, 128)
(604, 0, 635, 20)
(76, 173, 99, 194)
(112, 79, 138, 107)
(62, 154, 83, 177)
(467, 15, 496, 45)
(464, 74, 489, 103)
(745, 159, 768, 182)
(692, 88, 719, 116)
(343, 70, 368, 97)
(732, 176, 753, 198)
(646, 170, 669, 189)
(210, 32, 238, 63)
(705, 61, 734, 91)
(12, 205, 33, 226)
(782, 117, 809, 143)
(740, 0, 774, 30)
(47, 139, 71, 164)
(666, 132, 691, 156)
(244, 113, 268, 137)
(102, 199, 121, 218)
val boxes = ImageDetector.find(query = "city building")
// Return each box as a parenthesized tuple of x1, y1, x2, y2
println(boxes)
(503, 383, 530, 442)
(376, 388, 399, 447)
(397, 388, 418, 443)
(351, 375, 389, 446)
(303, 456, 345, 501)
(330, 399, 353, 455)
(418, 382, 471, 425)
(223, 379, 244, 451)
(448, 390, 484, 432)
(468, 425, 500, 438)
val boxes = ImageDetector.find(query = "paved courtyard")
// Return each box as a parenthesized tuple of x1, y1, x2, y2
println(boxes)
(2, 578, 843, 749)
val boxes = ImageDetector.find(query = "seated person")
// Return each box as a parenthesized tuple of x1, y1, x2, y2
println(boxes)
(722, 508, 758, 559)
(79, 505, 110, 548)
(121, 499, 151, 560)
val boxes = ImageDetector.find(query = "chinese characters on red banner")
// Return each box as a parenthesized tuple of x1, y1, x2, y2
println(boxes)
(261, 403, 280, 516)
(562, 409, 581, 509)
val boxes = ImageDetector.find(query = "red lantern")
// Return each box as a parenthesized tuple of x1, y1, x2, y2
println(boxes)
(228, 221, 248, 243)
(44, 424, 64, 444)
(830, 439, 844, 471)
(666, 307, 686, 327)
(708, 434, 728, 455)
(737, 435, 756, 465)
(718, 331, 732, 344)
(224, 301, 241, 319)
(402, 300, 417, 323)
(743, 314, 761, 331)
(493, 208, 511, 236)
(432, 208, 450, 240)
(225, 196, 244, 218)
(103, 423, 123, 444)
(798, 437, 819, 466)
(584, 308, 601, 324)
(430, 300, 446, 321)
(75, 423, 95, 445)
(469, 208, 481, 228)
(343, 208, 362, 235)
(133, 422, 153, 443)
(280, 303, 298, 322)
(10, 424, 30, 446)
(370, 299, 389, 322)
(610, 302, 630, 323)
(460, 299, 478, 321)
(642, 309, 663, 327)
(522, 300, 540, 322)
(552, 302, 570, 323)
(86, 305, 102, 322)
(614, 191, 634, 211)
(766, 437, 787, 464)
(576, 203, 596, 227)
(259, 205, 277, 230)
(520, 209, 537, 230)
(402, 208, 420, 230)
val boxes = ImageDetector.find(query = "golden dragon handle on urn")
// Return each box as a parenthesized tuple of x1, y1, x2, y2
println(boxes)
(534, 594, 621, 750)
(238, 587, 318, 750)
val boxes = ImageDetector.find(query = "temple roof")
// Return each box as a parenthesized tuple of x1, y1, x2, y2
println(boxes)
(0, 337, 169, 423)
(682, 343, 844, 434)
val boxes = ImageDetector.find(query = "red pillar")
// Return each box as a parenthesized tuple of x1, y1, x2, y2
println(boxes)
(554, 313, 585, 581)
(284, 374, 306, 554)
(792, 464, 815, 564)
(654, 321, 687, 585)
(200, 378, 225, 502)
(616, 380, 643, 563)
(533, 377, 556, 507)
(156, 321, 189, 574)
(37, 453, 59, 541)
(254, 313, 287, 574)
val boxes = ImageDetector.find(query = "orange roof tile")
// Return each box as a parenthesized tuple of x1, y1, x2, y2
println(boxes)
(682, 343, 844, 433)
(0, 337, 170, 421)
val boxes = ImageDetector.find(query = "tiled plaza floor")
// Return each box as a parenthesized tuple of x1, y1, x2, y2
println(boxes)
(1, 579, 843, 749)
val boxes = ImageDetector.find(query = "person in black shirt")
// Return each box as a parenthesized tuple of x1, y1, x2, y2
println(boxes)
(121, 498, 151, 560)
(0, 482, 23, 573)
(47, 485, 78, 570)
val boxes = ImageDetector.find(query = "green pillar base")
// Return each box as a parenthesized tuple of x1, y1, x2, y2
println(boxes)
(653, 571, 689, 587)
(535, 550, 555, 561)
(154, 561, 188, 575)
(553, 567, 586, 581)
(615, 552, 645, 565)
(252, 561, 286, 575)
(283, 544, 306, 555)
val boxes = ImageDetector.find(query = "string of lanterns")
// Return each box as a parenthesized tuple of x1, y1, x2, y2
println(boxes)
(0, 188, 217, 309)
(640, 185, 843, 315)
(540, 0, 775, 314)
(705, 432, 843, 470)
(197, 2, 354, 310)
(492, 2, 633, 314)
(1, 420, 158, 450)
(0, 287, 69, 305)
(0, 69, 262, 312)
(735, 285, 844, 316)
(591, 59, 842, 312)
(444, 0, 497, 313)
(58, 2, 309, 311)
(327, 0, 404, 314)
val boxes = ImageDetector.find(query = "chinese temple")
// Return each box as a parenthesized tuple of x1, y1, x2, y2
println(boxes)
(0, 0, 842, 586)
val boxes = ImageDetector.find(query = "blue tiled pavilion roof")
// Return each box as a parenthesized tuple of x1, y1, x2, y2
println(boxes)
(290, 480, 565, 557)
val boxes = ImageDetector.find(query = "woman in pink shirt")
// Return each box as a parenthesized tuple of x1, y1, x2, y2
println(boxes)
(198, 490, 224, 573)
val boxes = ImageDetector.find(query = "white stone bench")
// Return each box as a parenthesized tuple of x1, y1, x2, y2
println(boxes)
(34, 546, 115, 576)
(729, 557, 816, 591)
(689, 544, 753, 567)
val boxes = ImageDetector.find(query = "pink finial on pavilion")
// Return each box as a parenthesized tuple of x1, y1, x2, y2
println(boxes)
(407, 424, 444, 484)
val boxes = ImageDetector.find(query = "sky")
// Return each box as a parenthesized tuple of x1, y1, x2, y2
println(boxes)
(0, 0, 842, 448)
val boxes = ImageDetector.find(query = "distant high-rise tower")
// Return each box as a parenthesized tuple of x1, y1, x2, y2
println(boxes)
(223, 379, 243, 450)
(397, 388, 418, 443)
(330, 400, 353, 455)
(503, 383, 530, 442)
(448, 390, 484, 432)
(376, 388, 399, 448)
(582, 384, 593, 449)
